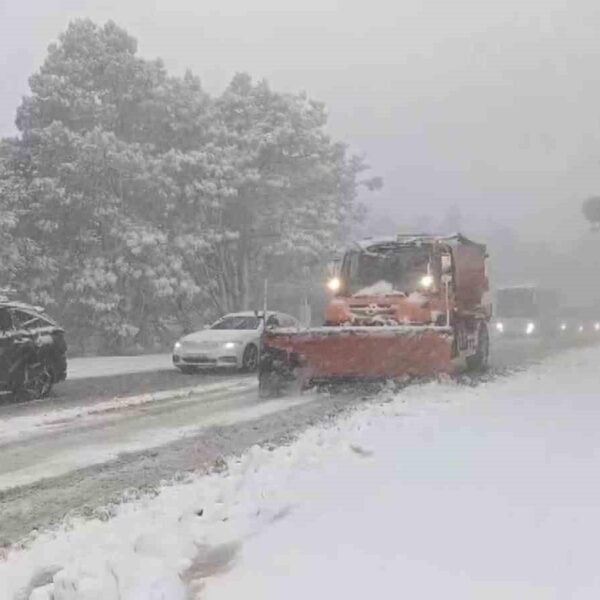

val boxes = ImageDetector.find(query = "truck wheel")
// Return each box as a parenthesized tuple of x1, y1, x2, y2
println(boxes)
(467, 324, 489, 372)
(258, 370, 279, 398)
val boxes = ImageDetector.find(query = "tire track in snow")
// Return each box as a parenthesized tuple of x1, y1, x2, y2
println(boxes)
(0, 386, 315, 492)
(0, 377, 256, 447)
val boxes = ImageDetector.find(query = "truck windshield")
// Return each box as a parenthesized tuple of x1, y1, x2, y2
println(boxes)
(496, 289, 537, 318)
(344, 246, 432, 296)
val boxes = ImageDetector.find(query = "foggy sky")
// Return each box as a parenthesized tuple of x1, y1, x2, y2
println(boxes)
(2, 0, 600, 243)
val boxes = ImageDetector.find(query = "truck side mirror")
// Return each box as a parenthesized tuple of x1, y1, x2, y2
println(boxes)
(441, 254, 452, 274)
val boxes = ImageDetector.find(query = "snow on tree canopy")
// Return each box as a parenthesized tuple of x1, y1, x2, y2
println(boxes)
(0, 19, 380, 352)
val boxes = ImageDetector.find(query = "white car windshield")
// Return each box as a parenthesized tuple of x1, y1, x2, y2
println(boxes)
(211, 316, 261, 330)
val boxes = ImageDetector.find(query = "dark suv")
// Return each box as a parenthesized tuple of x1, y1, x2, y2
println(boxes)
(0, 301, 67, 399)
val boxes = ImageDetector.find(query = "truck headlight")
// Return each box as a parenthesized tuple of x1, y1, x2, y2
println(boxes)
(526, 322, 535, 335)
(495, 322, 504, 333)
(327, 277, 341, 292)
(420, 274, 434, 289)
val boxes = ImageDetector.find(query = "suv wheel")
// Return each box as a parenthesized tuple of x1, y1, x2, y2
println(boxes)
(22, 362, 54, 400)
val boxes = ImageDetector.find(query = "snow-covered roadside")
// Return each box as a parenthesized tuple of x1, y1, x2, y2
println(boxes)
(0, 378, 256, 446)
(66, 355, 173, 380)
(4, 346, 600, 600)
(0, 391, 315, 493)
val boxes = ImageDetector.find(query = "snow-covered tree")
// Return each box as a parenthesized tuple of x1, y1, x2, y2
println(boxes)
(196, 73, 376, 313)
(4, 20, 207, 351)
(1, 20, 379, 351)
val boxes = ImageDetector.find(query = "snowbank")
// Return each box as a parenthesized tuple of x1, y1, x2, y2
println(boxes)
(4, 345, 600, 599)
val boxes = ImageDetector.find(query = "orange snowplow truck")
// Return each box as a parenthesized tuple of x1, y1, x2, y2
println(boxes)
(259, 234, 491, 396)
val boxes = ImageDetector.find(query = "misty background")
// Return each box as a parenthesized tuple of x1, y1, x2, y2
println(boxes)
(2, 0, 599, 304)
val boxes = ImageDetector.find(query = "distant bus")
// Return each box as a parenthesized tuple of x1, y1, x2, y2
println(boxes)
(494, 286, 560, 337)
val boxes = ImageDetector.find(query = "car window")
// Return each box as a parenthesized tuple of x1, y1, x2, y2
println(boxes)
(0, 308, 13, 333)
(211, 316, 261, 330)
(12, 310, 51, 330)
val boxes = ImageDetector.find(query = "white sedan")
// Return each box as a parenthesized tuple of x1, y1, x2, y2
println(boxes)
(172, 311, 300, 373)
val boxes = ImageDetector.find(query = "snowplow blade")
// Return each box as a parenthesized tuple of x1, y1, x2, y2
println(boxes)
(259, 326, 455, 396)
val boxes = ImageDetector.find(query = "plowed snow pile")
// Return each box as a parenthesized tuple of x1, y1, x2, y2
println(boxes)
(4, 346, 600, 599)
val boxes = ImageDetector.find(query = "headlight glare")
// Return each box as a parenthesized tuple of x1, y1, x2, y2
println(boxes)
(327, 277, 341, 292)
(526, 322, 535, 335)
(420, 274, 434, 289)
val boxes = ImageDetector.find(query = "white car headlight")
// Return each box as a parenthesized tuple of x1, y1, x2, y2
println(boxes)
(224, 341, 241, 349)
(495, 322, 504, 333)
(526, 322, 535, 335)
(560, 323, 567, 331)
(174, 341, 182, 350)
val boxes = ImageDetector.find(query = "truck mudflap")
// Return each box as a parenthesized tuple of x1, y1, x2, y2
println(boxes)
(258, 325, 455, 397)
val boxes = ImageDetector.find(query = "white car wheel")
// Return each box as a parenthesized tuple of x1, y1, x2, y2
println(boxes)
(242, 344, 259, 372)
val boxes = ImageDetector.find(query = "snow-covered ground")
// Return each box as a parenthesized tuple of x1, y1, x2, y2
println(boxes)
(4, 345, 600, 599)
(0, 378, 256, 447)
(0, 376, 317, 492)
(67, 354, 174, 380)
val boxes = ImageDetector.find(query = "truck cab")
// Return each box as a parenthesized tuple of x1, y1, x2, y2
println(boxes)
(325, 234, 489, 329)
